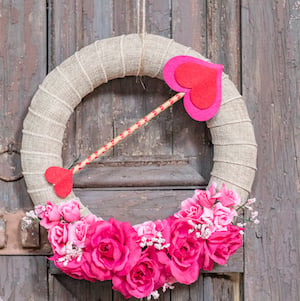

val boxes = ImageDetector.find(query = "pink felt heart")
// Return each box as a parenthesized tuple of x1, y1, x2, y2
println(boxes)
(45, 166, 73, 198)
(174, 62, 217, 110)
(163, 56, 223, 121)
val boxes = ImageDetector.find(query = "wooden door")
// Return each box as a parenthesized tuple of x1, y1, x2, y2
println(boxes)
(0, 1, 298, 301)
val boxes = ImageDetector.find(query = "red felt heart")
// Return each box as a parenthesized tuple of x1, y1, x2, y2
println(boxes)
(45, 166, 73, 198)
(174, 62, 217, 110)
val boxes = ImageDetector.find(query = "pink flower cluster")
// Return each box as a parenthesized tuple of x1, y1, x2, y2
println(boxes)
(35, 183, 243, 300)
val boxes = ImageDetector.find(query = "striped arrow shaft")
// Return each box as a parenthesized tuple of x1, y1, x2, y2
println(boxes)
(71, 92, 184, 174)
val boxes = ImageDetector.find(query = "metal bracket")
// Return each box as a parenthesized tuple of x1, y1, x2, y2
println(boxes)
(0, 210, 51, 255)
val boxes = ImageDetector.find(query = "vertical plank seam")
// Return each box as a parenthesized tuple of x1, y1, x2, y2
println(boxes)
(169, 0, 173, 39)
(239, 0, 243, 94)
(205, 0, 208, 58)
(46, 0, 50, 73)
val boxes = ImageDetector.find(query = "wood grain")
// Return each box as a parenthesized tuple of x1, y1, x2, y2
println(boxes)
(207, 0, 241, 89)
(0, 256, 48, 300)
(49, 275, 113, 301)
(73, 163, 206, 188)
(242, 0, 300, 300)
(190, 275, 204, 301)
(203, 274, 235, 301)
(172, 0, 213, 181)
(48, 0, 82, 168)
(0, 0, 46, 209)
(4, 0, 299, 300)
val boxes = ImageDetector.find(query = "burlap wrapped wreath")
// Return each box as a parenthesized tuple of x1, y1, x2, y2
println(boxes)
(21, 34, 257, 299)
(21, 33, 257, 214)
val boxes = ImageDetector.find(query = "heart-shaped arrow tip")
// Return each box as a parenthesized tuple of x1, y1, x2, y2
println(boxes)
(163, 56, 223, 121)
(45, 166, 73, 198)
(174, 62, 217, 110)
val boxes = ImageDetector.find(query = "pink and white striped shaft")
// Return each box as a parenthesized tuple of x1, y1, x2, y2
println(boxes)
(71, 92, 185, 174)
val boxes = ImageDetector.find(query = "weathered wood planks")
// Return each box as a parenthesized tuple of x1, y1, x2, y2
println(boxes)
(0, 0, 46, 209)
(242, 1, 300, 300)
(1, 0, 299, 300)
(0, 1, 48, 299)
(0, 256, 48, 300)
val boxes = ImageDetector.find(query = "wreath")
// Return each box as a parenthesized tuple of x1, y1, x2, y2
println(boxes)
(21, 34, 257, 299)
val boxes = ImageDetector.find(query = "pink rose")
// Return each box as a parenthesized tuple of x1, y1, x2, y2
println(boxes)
(198, 225, 243, 270)
(180, 197, 198, 211)
(36, 202, 61, 229)
(60, 200, 81, 222)
(51, 252, 97, 282)
(68, 214, 101, 248)
(213, 203, 237, 230)
(112, 250, 161, 299)
(80, 252, 98, 281)
(175, 198, 204, 221)
(51, 253, 85, 280)
(134, 221, 158, 243)
(167, 218, 202, 284)
(68, 221, 88, 248)
(85, 218, 141, 281)
(154, 219, 171, 236)
(218, 183, 241, 207)
(192, 189, 215, 208)
(48, 223, 69, 255)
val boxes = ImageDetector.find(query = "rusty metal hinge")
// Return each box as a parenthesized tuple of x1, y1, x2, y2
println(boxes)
(0, 211, 51, 255)
(0, 143, 23, 182)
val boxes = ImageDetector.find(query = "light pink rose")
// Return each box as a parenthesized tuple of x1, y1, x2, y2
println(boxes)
(175, 197, 204, 221)
(198, 225, 243, 270)
(213, 203, 237, 230)
(134, 221, 157, 242)
(48, 223, 69, 255)
(68, 214, 100, 248)
(36, 202, 61, 229)
(59, 200, 81, 222)
(85, 218, 141, 281)
(201, 207, 214, 220)
(112, 250, 161, 299)
(68, 221, 88, 248)
(180, 197, 197, 211)
(218, 183, 241, 207)
(167, 218, 202, 285)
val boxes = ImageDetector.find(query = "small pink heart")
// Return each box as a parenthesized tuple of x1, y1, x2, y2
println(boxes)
(45, 166, 73, 198)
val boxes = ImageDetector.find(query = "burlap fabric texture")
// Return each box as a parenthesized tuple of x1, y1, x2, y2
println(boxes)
(21, 34, 257, 216)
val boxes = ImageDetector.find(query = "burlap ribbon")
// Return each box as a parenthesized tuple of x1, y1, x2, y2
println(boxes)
(21, 34, 257, 216)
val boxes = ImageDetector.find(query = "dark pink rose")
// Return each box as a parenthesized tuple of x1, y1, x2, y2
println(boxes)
(198, 225, 243, 270)
(51, 253, 84, 279)
(167, 218, 202, 284)
(51, 252, 97, 282)
(218, 183, 241, 207)
(154, 219, 171, 237)
(192, 189, 215, 208)
(60, 200, 81, 222)
(80, 252, 98, 281)
(112, 250, 161, 299)
(37, 202, 61, 229)
(48, 223, 69, 255)
(85, 218, 141, 281)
